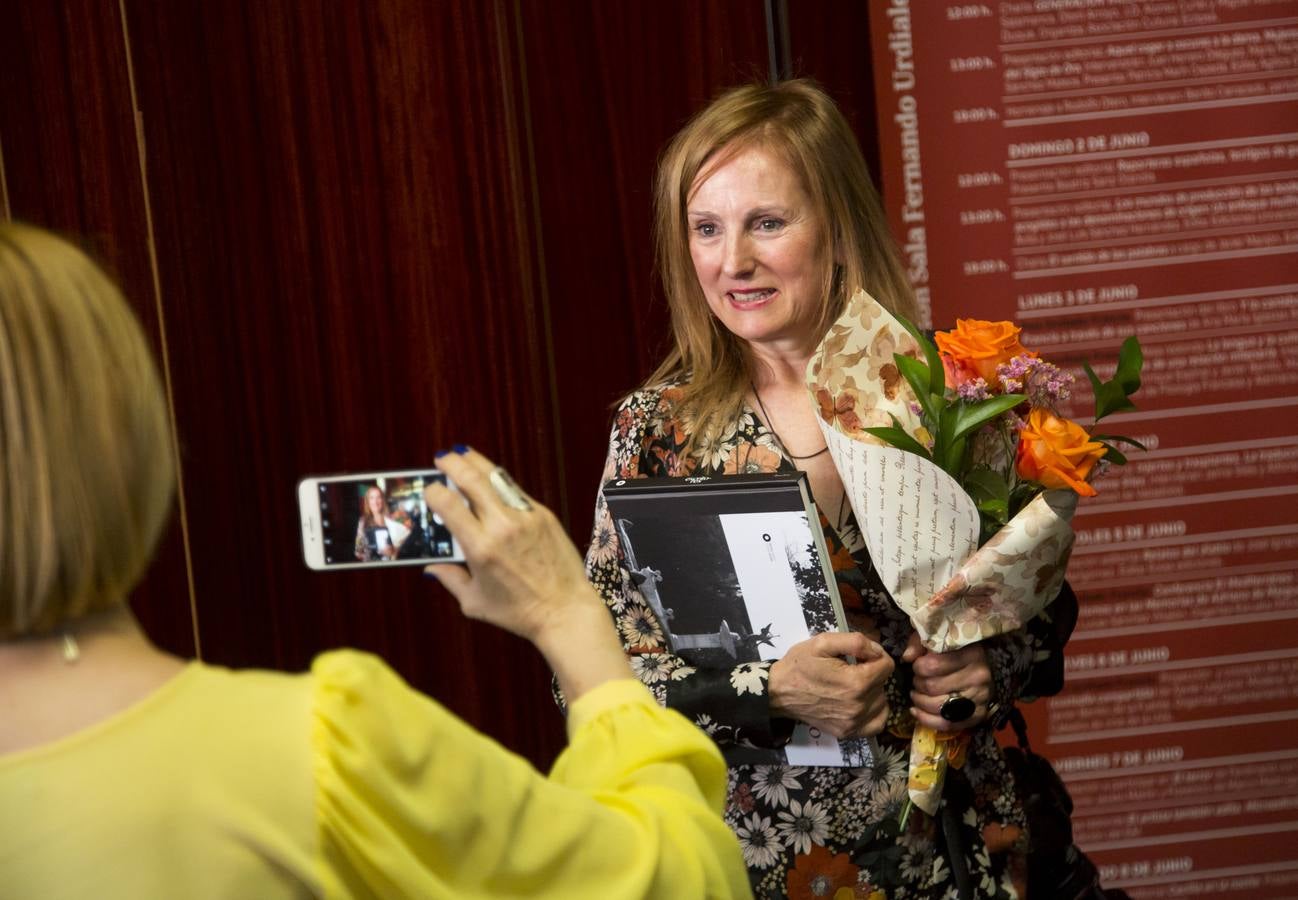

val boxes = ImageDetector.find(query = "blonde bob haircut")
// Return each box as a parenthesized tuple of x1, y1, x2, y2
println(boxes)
(0, 223, 175, 638)
(648, 78, 917, 451)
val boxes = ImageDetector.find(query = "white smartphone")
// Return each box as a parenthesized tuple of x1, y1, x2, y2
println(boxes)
(298, 468, 465, 571)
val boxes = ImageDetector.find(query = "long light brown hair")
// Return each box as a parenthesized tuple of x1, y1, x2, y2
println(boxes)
(360, 485, 390, 527)
(0, 224, 176, 638)
(647, 79, 916, 451)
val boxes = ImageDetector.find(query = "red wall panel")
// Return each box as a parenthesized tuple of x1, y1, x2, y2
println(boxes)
(864, 2, 1298, 892)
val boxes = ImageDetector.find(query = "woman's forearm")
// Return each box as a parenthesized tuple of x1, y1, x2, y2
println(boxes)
(532, 594, 635, 703)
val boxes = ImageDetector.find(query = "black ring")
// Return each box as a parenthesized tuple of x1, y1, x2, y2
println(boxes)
(940, 694, 975, 723)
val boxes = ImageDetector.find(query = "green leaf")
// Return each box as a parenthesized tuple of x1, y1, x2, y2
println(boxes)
(941, 434, 967, 475)
(932, 404, 959, 475)
(968, 469, 1009, 523)
(1084, 338, 1144, 422)
(895, 354, 937, 421)
(1093, 380, 1138, 421)
(951, 394, 1026, 443)
(1093, 433, 1148, 451)
(1081, 360, 1103, 398)
(976, 497, 1009, 523)
(862, 426, 932, 460)
(1114, 336, 1143, 394)
(964, 467, 1009, 504)
(1010, 480, 1040, 502)
(895, 314, 945, 401)
(1098, 441, 1128, 465)
(1008, 481, 1041, 520)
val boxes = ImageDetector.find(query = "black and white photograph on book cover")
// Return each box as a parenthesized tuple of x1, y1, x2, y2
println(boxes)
(612, 504, 871, 768)
(614, 509, 833, 668)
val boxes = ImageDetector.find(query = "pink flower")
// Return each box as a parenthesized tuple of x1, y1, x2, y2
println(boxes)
(996, 355, 1074, 406)
(957, 378, 991, 402)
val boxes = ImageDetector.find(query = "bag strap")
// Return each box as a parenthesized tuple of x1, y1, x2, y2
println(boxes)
(1008, 704, 1032, 754)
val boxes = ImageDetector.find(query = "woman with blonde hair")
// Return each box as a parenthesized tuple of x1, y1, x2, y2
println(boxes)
(584, 80, 1078, 898)
(0, 223, 751, 899)
(354, 484, 411, 560)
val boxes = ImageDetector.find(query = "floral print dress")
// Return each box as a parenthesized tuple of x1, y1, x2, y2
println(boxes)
(584, 382, 1077, 900)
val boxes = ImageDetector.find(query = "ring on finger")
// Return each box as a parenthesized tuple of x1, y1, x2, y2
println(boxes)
(939, 692, 976, 723)
(488, 467, 532, 511)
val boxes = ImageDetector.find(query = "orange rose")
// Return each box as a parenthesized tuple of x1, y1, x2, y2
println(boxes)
(1015, 408, 1107, 497)
(935, 319, 1034, 385)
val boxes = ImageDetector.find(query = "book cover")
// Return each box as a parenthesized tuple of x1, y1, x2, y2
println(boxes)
(603, 472, 875, 769)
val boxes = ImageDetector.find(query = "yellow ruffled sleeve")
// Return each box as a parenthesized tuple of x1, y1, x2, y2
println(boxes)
(310, 650, 751, 900)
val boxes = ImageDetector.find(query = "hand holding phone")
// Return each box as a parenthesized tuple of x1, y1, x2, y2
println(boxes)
(298, 469, 464, 570)
(423, 448, 631, 701)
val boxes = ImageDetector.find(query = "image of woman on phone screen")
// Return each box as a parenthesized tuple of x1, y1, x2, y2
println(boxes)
(354, 485, 410, 560)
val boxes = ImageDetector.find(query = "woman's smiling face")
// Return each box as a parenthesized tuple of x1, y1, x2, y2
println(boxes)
(686, 144, 829, 355)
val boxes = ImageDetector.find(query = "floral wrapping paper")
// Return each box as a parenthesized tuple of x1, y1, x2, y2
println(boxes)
(806, 290, 1077, 814)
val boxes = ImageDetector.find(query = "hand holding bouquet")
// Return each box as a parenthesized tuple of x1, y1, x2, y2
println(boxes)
(806, 291, 1143, 817)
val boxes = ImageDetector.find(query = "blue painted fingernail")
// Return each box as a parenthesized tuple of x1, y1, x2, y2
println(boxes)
(434, 448, 450, 459)
(452, 443, 470, 454)
(423, 570, 439, 580)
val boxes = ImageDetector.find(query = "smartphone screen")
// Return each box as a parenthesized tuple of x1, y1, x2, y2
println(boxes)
(300, 470, 461, 569)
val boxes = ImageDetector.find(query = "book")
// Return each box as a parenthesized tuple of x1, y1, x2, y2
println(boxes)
(602, 472, 875, 769)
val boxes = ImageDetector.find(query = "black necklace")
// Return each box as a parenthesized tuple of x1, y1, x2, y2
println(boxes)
(751, 382, 830, 461)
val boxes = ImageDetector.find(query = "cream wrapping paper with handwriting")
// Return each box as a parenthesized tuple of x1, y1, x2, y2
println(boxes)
(806, 289, 1076, 814)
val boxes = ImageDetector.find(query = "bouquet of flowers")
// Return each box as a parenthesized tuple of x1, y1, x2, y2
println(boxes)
(805, 290, 1143, 818)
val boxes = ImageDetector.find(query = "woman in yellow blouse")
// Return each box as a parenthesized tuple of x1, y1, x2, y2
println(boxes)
(0, 223, 751, 899)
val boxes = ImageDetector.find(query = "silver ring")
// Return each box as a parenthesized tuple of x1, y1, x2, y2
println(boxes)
(488, 467, 532, 511)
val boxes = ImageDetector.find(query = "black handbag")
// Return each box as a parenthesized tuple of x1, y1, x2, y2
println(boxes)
(1003, 707, 1132, 900)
